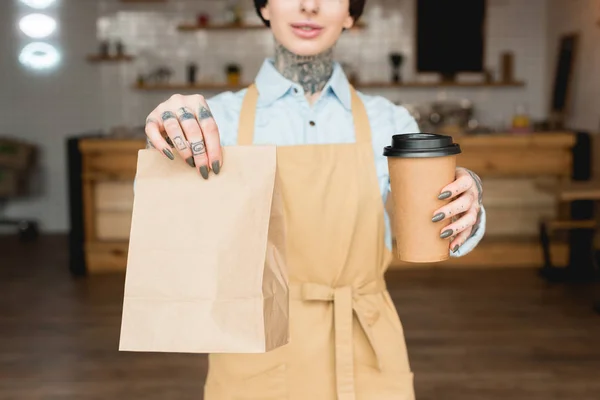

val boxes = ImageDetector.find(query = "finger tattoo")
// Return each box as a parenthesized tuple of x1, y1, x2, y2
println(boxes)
(145, 137, 154, 149)
(191, 140, 206, 156)
(178, 107, 196, 122)
(173, 136, 187, 151)
(161, 111, 177, 121)
(199, 106, 213, 120)
(146, 117, 158, 126)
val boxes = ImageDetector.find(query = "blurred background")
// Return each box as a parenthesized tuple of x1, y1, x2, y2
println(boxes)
(1, 0, 599, 399)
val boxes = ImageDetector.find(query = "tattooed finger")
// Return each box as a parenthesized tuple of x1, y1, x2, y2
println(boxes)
(161, 111, 177, 121)
(191, 140, 206, 156)
(165, 136, 175, 148)
(159, 107, 188, 162)
(172, 136, 188, 151)
(144, 113, 172, 159)
(193, 97, 222, 175)
(145, 136, 155, 149)
(450, 226, 474, 253)
(440, 207, 478, 239)
(198, 105, 213, 120)
(177, 106, 196, 122)
(145, 118, 159, 149)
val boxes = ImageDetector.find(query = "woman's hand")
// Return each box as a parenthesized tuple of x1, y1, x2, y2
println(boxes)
(145, 94, 222, 179)
(431, 167, 483, 252)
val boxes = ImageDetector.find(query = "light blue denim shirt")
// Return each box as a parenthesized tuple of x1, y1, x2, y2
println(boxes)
(205, 59, 486, 257)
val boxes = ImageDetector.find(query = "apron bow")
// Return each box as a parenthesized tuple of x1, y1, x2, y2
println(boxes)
(292, 280, 387, 400)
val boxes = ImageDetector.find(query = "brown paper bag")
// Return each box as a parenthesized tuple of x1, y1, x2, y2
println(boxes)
(119, 146, 289, 354)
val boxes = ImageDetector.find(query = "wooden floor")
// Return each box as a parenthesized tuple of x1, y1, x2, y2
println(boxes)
(1, 235, 599, 400)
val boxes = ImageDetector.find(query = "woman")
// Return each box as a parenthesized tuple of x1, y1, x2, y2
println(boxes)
(144, 0, 486, 398)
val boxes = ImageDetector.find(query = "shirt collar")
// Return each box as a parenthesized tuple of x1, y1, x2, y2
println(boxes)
(254, 59, 352, 110)
(324, 62, 352, 110)
(254, 59, 293, 106)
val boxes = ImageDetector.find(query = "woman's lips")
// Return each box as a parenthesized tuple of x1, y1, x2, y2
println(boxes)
(290, 22, 324, 39)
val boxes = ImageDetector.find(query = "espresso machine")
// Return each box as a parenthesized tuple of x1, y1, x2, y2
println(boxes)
(403, 99, 490, 135)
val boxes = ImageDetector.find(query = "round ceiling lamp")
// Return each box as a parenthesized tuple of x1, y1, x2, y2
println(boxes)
(19, 42, 61, 70)
(19, 14, 57, 38)
(19, 0, 57, 9)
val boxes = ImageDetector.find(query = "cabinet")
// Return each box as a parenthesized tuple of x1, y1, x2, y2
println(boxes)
(78, 132, 575, 273)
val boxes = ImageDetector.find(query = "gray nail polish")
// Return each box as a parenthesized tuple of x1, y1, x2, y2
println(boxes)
(200, 165, 209, 180)
(452, 244, 459, 253)
(432, 212, 445, 223)
(186, 157, 195, 168)
(438, 191, 452, 200)
(212, 160, 220, 175)
(440, 229, 453, 239)
(162, 149, 174, 160)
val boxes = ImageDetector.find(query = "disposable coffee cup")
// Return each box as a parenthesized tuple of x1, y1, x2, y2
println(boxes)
(383, 133, 462, 263)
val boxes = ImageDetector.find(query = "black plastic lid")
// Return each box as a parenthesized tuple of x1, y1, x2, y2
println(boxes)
(383, 133, 461, 158)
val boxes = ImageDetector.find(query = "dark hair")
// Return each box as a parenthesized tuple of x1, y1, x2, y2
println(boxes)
(254, 0, 366, 27)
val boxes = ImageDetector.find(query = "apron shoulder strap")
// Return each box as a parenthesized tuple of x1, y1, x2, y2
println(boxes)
(236, 84, 373, 145)
(348, 85, 372, 145)
(237, 84, 259, 146)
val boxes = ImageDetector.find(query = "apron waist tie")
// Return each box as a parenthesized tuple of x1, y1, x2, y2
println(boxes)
(290, 280, 387, 400)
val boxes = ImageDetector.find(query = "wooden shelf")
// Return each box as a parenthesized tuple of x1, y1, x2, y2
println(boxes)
(177, 22, 366, 32)
(134, 82, 246, 91)
(87, 54, 135, 63)
(120, 0, 166, 3)
(177, 23, 266, 32)
(134, 80, 525, 91)
(358, 81, 526, 88)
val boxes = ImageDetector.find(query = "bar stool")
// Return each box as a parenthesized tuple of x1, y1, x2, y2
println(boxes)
(537, 181, 600, 313)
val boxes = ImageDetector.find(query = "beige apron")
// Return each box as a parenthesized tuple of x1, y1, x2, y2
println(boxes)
(204, 84, 415, 400)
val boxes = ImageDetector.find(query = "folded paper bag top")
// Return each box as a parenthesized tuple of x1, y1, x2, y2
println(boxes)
(119, 146, 289, 354)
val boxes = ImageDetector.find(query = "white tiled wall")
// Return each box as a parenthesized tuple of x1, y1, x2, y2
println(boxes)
(1, 0, 104, 233)
(97, 0, 549, 132)
(0, 0, 557, 232)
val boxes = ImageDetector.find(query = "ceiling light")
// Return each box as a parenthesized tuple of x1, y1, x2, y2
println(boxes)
(19, 14, 57, 38)
(20, 0, 56, 9)
(19, 42, 60, 70)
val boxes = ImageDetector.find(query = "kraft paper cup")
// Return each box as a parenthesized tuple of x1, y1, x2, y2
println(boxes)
(384, 133, 462, 263)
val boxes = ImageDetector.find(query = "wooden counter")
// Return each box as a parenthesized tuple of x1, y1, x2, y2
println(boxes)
(78, 132, 576, 273)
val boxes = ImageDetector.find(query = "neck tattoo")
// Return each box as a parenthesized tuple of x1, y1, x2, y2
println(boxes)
(274, 42, 334, 95)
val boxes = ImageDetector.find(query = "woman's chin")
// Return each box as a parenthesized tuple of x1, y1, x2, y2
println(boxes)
(283, 40, 332, 57)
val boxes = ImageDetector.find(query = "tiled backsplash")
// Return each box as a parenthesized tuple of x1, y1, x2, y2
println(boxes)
(96, 0, 548, 131)
(0, 0, 551, 233)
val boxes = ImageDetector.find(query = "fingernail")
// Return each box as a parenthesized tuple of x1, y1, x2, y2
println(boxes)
(212, 160, 220, 175)
(440, 229, 453, 239)
(200, 165, 209, 180)
(452, 244, 459, 253)
(163, 149, 174, 160)
(438, 191, 452, 200)
(432, 212, 445, 223)
(186, 157, 195, 168)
